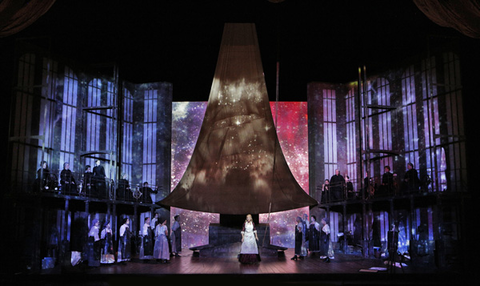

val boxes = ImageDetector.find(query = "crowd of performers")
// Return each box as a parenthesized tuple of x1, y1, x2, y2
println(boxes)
(34, 160, 158, 203)
(319, 163, 424, 203)
(292, 214, 333, 262)
(71, 214, 182, 267)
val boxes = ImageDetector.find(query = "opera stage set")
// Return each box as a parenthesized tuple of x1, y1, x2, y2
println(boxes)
(1, 1, 480, 285)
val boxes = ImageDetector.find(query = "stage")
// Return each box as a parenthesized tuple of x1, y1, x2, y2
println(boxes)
(2, 248, 462, 286)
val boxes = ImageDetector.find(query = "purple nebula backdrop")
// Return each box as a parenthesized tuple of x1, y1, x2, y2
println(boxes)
(170, 101, 309, 249)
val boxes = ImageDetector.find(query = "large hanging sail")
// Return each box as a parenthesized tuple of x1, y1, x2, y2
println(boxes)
(159, 23, 317, 214)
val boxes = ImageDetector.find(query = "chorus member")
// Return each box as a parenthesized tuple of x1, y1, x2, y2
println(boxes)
(100, 221, 114, 264)
(345, 176, 355, 199)
(380, 166, 394, 196)
(35, 161, 51, 191)
(404, 163, 420, 193)
(171, 215, 181, 257)
(139, 217, 154, 261)
(117, 173, 130, 201)
(320, 218, 332, 262)
(153, 219, 170, 263)
(308, 215, 321, 256)
(117, 217, 131, 263)
(291, 217, 307, 260)
(141, 182, 157, 204)
(302, 213, 309, 250)
(330, 169, 345, 201)
(321, 179, 330, 203)
(87, 219, 101, 267)
(239, 214, 260, 264)
(60, 162, 76, 195)
(93, 160, 106, 198)
(151, 212, 159, 229)
(82, 165, 93, 196)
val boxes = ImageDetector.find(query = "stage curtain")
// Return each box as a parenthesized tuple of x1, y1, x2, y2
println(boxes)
(0, 0, 56, 38)
(413, 0, 480, 38)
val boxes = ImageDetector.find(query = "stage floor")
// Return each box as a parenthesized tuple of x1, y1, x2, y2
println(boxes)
(6, 249, 458, 286)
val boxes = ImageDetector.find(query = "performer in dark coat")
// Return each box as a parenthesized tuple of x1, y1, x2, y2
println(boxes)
(380, 166, 394, 196)
(35, 161, 52, 192)
(60, 162, 76, 194)
(139, 217, 154, 260)
(345, 176, 355, 199)
(93, 160, 106, 198)
(330, 169, 345, 201)
(404, 163, 420, 193)
(291, 216, 307, 260)
(118, 217, 131, 263)
(87, 219, 101, 267)
(308, 215, 321, 255)
(116, 174, 130, 201)
(171, 215, 182, 256)
(100, 221, 114, 264)
(81, 165, 93, 197)
(141, 182, 157, 204)
(319, 218, 331, 262)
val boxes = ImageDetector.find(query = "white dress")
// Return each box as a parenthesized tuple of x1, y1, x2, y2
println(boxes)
(239, 221, 260, 263)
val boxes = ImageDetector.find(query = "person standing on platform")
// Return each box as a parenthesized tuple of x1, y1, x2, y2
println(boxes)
(35, 161, 51, 192)
(330, 169, 345, 201)
(153, 219, 170, 263)
(139, 217, 154, 261)
(380, 166, 394, 196)
(320, 217, 332, 262)
(308, 215, 321, 257)
(60, 162, 76, 195)
(82, 165, 93, 197)
(93, 160, 106, 199)
(171, 215, 182, 257)
(239, 214, 260, 264)
(291, 216, 307, 260)
(404, 163, 421, 193)
(87, 219, 101, 267)
(345, 176, 355, 199)
(117, 217, 131, 264)
(321, 179, 330, 203)
(100, 221, 114, 264)
(141, 182, 157, 204)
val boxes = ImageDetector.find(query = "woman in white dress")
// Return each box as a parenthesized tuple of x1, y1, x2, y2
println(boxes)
(153, 219, 170, 263)
(238, 214, 260, 264)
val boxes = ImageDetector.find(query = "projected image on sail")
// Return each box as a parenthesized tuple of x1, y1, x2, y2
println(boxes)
(160, 23, 317, 214)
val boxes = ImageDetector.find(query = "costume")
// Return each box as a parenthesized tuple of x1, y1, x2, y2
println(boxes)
(139, 223, 154, 260)
(87, 222, 100, 267)
(319, 223, 331, 258)
(82, 170, 93, 196)
(100, 225, 115, 264)
(308, 221, 321, 253)
(330, 174, 345, 201)
(93, 164, 106, 198)
(141, 186, 157, 204)
(238, 221, 260, 263)
(153, 224, 170, 261)
(380, 171, 394, 195)
(294, 222, 307, 258)
(171, 219, 181, 255)
(117, 222, 131, 262)
(404, 168, 420, 193)
(60, 168, 76, 194)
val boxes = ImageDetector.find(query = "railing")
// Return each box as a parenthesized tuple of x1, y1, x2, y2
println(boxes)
(9, 169, 160, 204)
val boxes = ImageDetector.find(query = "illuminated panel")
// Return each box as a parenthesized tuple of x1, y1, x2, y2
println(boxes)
(171, 101, 308, 248)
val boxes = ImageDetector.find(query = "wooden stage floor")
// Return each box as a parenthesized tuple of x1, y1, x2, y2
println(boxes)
(5, 249, 462, 286)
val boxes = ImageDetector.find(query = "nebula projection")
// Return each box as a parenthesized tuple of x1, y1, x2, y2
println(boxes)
(170, 101, 309, 249)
